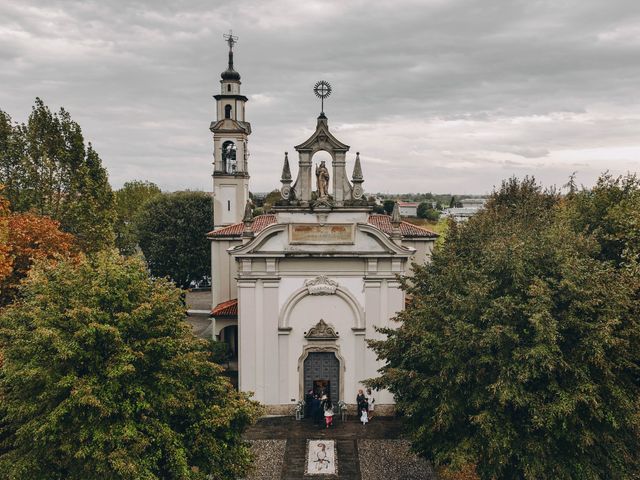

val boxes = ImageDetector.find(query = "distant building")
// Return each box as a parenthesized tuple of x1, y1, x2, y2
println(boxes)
(460, 198, 487, 208)
(443, 198, 487, 222)
(398, 201, 419, 217)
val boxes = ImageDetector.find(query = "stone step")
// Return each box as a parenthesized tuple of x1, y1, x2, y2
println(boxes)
(282, 439, 308, 480)
(336, 439, 360, 480)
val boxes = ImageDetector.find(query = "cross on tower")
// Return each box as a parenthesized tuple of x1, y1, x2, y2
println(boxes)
(223, 30, 238, 50)
(313, 80, 332, 115)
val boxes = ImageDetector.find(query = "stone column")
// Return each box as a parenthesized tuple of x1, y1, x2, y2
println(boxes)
(262, 279, 280, 405)
(294, 151, 312, 203)
(238, 279, 258, 399)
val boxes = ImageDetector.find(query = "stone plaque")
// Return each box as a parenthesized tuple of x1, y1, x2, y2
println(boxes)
(305, 440, 337, 475)
(289, 224, 354, 244)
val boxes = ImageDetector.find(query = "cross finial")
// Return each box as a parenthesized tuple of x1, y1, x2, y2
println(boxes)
(223, 30, 238, 50)
(313, 80, 332, 116)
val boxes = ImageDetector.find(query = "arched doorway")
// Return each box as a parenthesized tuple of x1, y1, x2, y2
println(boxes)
(303, 352, 340, 401)
(219, 325, 238, 362)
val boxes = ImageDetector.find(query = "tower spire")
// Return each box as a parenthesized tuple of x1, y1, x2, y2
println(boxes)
(221, 30, 241, 81)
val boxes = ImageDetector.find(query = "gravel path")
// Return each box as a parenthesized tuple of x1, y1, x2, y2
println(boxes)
(358, 439, 435, 480)
(243, 439, 287, 479)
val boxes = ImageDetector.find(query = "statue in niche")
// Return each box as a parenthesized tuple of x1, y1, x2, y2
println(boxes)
(315, 160, 330, 198)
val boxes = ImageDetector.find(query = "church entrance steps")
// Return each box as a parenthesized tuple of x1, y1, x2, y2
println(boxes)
(281, 439, 307, 479)
(335, 439, 360, 479)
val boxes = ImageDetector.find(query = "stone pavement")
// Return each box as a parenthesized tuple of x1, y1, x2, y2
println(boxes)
(243, 416, 436, 480)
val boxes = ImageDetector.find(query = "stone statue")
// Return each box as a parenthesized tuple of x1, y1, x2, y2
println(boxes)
(315, 161, 330, 198)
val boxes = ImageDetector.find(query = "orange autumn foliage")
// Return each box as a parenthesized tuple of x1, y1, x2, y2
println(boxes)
(437, 464, 481, 480)
(0, 187, 11, 283)
(1, 212, 80, 306)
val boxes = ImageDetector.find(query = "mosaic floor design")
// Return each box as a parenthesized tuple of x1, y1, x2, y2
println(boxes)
(305, 439, 337, 475)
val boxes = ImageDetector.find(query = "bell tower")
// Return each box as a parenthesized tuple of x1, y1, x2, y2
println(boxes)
(211, 31, 251, 228)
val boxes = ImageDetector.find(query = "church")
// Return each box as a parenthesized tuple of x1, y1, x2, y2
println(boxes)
(207, 36, 437, 414)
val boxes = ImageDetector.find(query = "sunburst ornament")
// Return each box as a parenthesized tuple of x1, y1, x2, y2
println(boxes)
(313, 80, 332, 115)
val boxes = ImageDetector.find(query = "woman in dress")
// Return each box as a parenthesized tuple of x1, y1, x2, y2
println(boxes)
(360, 398, 369, 426)
(366, 388, 375, 420)
(324, 399, 334, 428)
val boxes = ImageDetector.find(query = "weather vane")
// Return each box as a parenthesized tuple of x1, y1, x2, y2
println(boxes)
(314, 80, 332, 115)
(223, 30, 238, 50)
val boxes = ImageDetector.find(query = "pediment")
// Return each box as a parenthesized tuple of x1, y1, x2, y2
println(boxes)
(231, 222, 414, 257)
(294, 117, 349, 152)
(210, 119, 251, 134)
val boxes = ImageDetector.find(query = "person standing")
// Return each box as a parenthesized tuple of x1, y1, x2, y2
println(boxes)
(356, 389, 366, 414)
(324, 399, 334, 428)
(360, 398, 369, 426)
(366, 388, 375, 420)
(305, 389, 314, 419)
(312, 395, 322, 426)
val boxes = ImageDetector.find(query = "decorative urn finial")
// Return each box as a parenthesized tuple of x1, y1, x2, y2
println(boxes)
(280, 152, 293, 201)
(351, 152, 364, 200)
(391, 201, 402, 241)
(242, 200, 254, 239)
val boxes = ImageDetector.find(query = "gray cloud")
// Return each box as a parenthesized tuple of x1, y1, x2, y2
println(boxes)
(1, 0, 639, 194)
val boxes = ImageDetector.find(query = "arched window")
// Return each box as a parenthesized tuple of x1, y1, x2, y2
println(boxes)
(227, 84, 231, 92)
(222, 140, 237, 173)
(224, 104, 232, 119)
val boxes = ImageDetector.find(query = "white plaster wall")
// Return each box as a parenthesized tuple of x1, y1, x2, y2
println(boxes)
(283, 294, 358, 402)
(211, 239, 241, 308)
(217, 185, 236, 225)
(278, 276, 364, 312)
(403, 239, 435, 270)
(239, 271, 404, 407)
(275, 210, 369, 225)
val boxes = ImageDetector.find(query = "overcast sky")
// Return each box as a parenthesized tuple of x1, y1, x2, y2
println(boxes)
(1, 0, 640, 194)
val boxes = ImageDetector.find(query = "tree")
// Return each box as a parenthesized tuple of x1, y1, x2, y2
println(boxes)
(114, 181, 162, 255)
(369, 177, 640, 479)
(566, 173, 640, 266)
(136, 191, 212, 289)
(1, 212, 79, 306)
(0, 251, 261, 479)
(383, 199, 395, 215)
(417, 202, 440, 221)
(0, 187, 11, 283)
(0, 99, 116, 253)
(262, 189, 281, 212)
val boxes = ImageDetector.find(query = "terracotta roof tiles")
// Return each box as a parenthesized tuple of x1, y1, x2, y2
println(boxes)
(207, 213, 437, 239)
(207, 214, 276, 238)
(367, 214, 438, 238)
(211, 298, 238, 317)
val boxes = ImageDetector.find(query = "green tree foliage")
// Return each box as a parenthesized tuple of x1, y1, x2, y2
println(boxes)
(262, 189, 281, 212)
(0, 99, 115, 253)
(566, 173, 640, 265)
(417, 201, 440, 221)
(369, 176, 640, 479)
(0, 252, 261, 479)
(383, 199, 395, 215)
(136, 191, 212, 289)
(114, 181, 162, 255)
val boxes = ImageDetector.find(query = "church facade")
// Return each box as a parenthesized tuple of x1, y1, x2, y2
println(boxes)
(208, 39, 437, 413)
